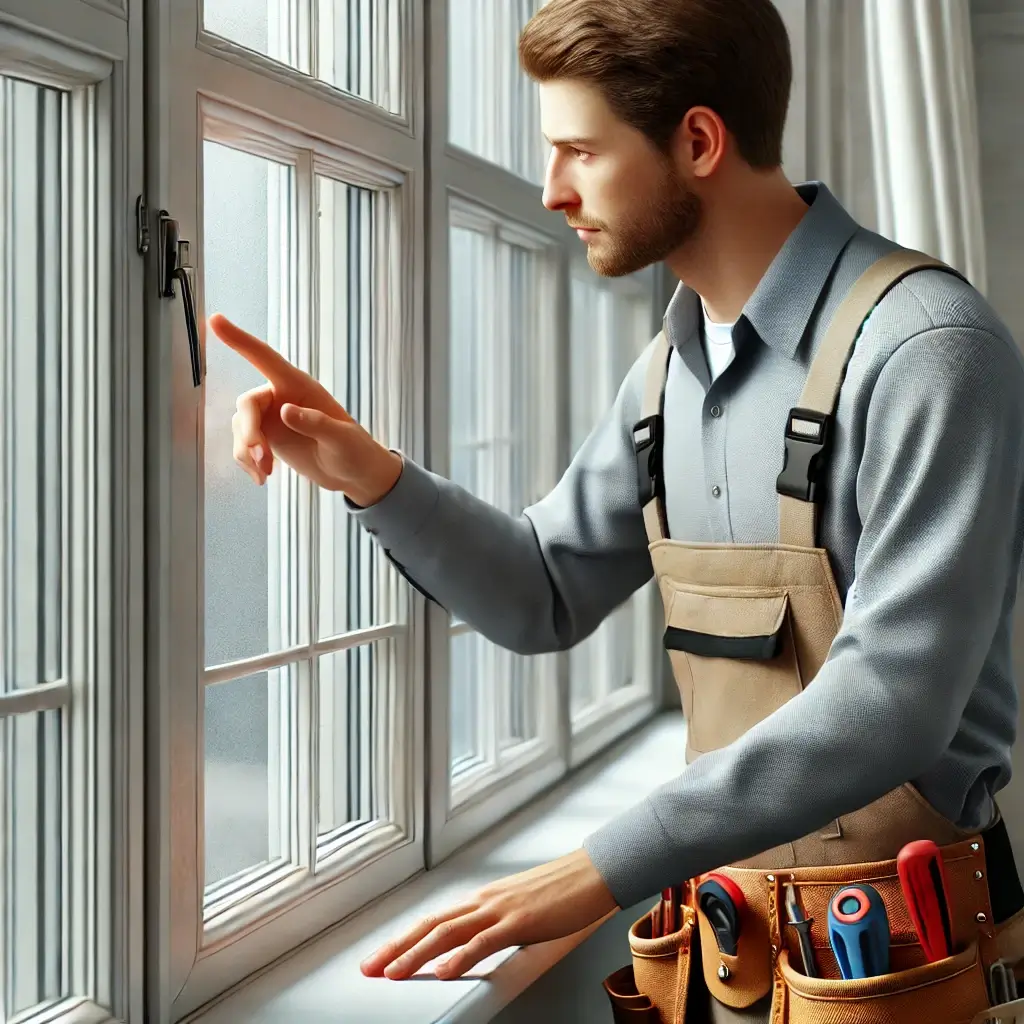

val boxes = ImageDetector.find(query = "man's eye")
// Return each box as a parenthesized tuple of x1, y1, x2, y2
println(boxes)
(571, 147, 591, 161)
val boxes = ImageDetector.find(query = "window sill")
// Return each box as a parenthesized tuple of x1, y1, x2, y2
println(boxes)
(185, 710, 687, 1024)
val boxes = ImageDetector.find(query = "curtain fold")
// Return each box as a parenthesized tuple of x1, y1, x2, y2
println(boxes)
(864, 0, 988, 291)
(806, 0, 988, 293)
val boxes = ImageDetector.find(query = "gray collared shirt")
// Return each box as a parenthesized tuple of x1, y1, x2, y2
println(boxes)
(350, 182, 1024, 909)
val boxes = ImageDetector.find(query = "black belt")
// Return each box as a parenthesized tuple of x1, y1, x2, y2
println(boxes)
(982, 813, 1024, 924)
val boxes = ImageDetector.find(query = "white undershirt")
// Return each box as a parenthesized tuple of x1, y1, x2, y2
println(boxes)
(702, 300, 737, 383)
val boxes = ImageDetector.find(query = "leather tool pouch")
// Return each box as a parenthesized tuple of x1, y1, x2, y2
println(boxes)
(603, 903, 697, 1024)
(777, 941, 991, 1024)
(604, 837, 1021, 1024)
(767, 842, 1000, 1023)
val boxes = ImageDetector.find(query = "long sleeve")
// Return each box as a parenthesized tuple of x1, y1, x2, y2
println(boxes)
(347, 341, 656, 655)
(583, 326, 1024, 909)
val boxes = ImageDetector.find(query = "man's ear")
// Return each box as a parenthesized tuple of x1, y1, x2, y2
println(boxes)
(671, 106, 729, 180)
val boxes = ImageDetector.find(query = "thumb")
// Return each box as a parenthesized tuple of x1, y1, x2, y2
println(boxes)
(279, 403, 348, 441)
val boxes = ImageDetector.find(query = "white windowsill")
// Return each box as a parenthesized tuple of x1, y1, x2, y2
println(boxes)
(186, 711, 688, 1024)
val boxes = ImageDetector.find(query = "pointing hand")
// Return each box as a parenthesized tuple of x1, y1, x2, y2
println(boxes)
(208, 313, 402, 507)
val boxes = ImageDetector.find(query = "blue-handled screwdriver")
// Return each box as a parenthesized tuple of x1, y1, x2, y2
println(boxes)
(827, 883, 890, 980)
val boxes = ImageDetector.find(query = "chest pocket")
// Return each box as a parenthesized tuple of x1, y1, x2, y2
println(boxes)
(663, 585, 803, 756)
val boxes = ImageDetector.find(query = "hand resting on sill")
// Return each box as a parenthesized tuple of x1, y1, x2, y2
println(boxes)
(358, 847, 619, 981)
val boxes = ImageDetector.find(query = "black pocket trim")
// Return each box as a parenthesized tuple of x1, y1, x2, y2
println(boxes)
(663, 625, 781, 660)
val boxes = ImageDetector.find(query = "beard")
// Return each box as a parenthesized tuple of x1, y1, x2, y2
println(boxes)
(580, 163, 703, 278)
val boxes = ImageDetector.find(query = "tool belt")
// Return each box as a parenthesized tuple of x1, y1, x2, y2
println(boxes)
(602, 814, 1024, 1024)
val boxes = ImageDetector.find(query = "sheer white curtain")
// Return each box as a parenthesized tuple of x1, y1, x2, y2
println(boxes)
(806, 0, 988, 292)
(865, 0, 987, 291)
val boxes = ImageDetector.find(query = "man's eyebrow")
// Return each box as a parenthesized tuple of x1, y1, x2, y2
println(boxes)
(543, 134, 599, 148)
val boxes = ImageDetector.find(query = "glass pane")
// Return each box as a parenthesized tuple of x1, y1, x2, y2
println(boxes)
(448, 0, 545, 183)
(450, 630, 482, 769)
(204, 141, 304, 667)
(448, 214, 555, 772)
(316, 176, 394, 638)
(203, 0, 403, 114)
(205, 668, 292, 889)
(317, 0, 403, 112)
(570, 602, 636, 714)
(449, 223, 548, 540)
(0, 78, 64, 692)
(316, 643, 393, 842)
(2, 710, 63, 1017)
(568, 271, 654, 715)
(204, 0, 273, 60)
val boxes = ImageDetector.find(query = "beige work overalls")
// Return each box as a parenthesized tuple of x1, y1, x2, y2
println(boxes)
(602, 252, 1024, 1024)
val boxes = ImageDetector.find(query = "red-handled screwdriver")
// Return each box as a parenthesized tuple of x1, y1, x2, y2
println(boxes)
(897, 839, 953, 962)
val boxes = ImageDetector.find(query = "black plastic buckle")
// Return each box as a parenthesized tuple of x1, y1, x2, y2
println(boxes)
(776, 407, 831, 502)
(632, 414, 663, 506)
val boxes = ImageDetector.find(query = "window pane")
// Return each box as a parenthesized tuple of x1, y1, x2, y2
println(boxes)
(0, 78, 64, 692)
(317, 176, 395, 639)
(204, 0, 272, 61)
(205, 668, 292, 890)
(450, 630, 482, 769)
(568, 272, 654, 715)
(316, 642, 396, 845)
(449, 628, 543, 769)
(2, 710, 63, 1017)
(448, 0, 545, 183)
(570, 603, 637, 714)
(202, 0, 403, 114)
(448, 213, 555, 775)
(317, 0, 403, 112)
(204, 141, 304, 667)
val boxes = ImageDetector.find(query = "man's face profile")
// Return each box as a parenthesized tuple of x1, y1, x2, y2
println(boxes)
(539, 79, 703, 277)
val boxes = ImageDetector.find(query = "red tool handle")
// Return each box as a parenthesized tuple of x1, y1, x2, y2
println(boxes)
(897, 839, 953, 962)
(704, 871, 747, 916)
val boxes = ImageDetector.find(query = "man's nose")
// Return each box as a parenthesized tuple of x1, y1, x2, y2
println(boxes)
(542, 155, 579, 212)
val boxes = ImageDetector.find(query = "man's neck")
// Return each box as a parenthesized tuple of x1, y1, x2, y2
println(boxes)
(666, 172, 810, 324)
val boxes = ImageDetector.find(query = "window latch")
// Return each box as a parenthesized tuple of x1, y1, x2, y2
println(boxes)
(157, 211, 203, 388)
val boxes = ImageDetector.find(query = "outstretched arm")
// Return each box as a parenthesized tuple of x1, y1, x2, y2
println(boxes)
(214, 310, 659, 656)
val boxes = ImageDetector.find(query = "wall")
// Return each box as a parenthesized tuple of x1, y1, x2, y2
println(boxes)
(971, 0, 1024, 863)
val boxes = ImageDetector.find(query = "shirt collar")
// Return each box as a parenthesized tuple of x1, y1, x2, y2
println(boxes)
(663, 181, 860, 361)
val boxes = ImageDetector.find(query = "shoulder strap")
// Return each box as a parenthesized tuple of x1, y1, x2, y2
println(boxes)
(635, 331, 672, 545)
(631, 253, 966, 552)
(777, 250, 967, 547)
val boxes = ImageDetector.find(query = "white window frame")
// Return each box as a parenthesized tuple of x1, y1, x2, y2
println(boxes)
(149, 0, 665, 1017)
(0, 2, 145, 1023)
(442, 197, 564, 827)
(146, 1, 427, 1019)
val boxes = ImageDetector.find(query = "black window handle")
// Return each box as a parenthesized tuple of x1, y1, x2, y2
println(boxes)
(158, 210, 203, 387)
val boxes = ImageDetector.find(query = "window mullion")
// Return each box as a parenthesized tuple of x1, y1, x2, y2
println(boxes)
(297, 148, 315, 873)
(489, 234, 500, 761)
(0, 76, 6, 1012)
(67, 76, 91, 1007)
(314, 169, 332, 859)
(296, 0, 312, 80)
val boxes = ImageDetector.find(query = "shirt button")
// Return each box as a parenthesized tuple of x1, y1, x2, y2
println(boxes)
(711, 486, 722, 498)
(710, 405, 722, 418)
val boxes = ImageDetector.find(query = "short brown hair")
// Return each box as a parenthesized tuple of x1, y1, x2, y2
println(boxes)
(518, 0, 792, 169)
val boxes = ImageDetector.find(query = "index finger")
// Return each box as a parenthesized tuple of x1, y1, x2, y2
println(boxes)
(209, 313, 303, 385)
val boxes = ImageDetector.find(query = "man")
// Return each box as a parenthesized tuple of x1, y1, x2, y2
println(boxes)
(212, 0, 1024, 1019)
